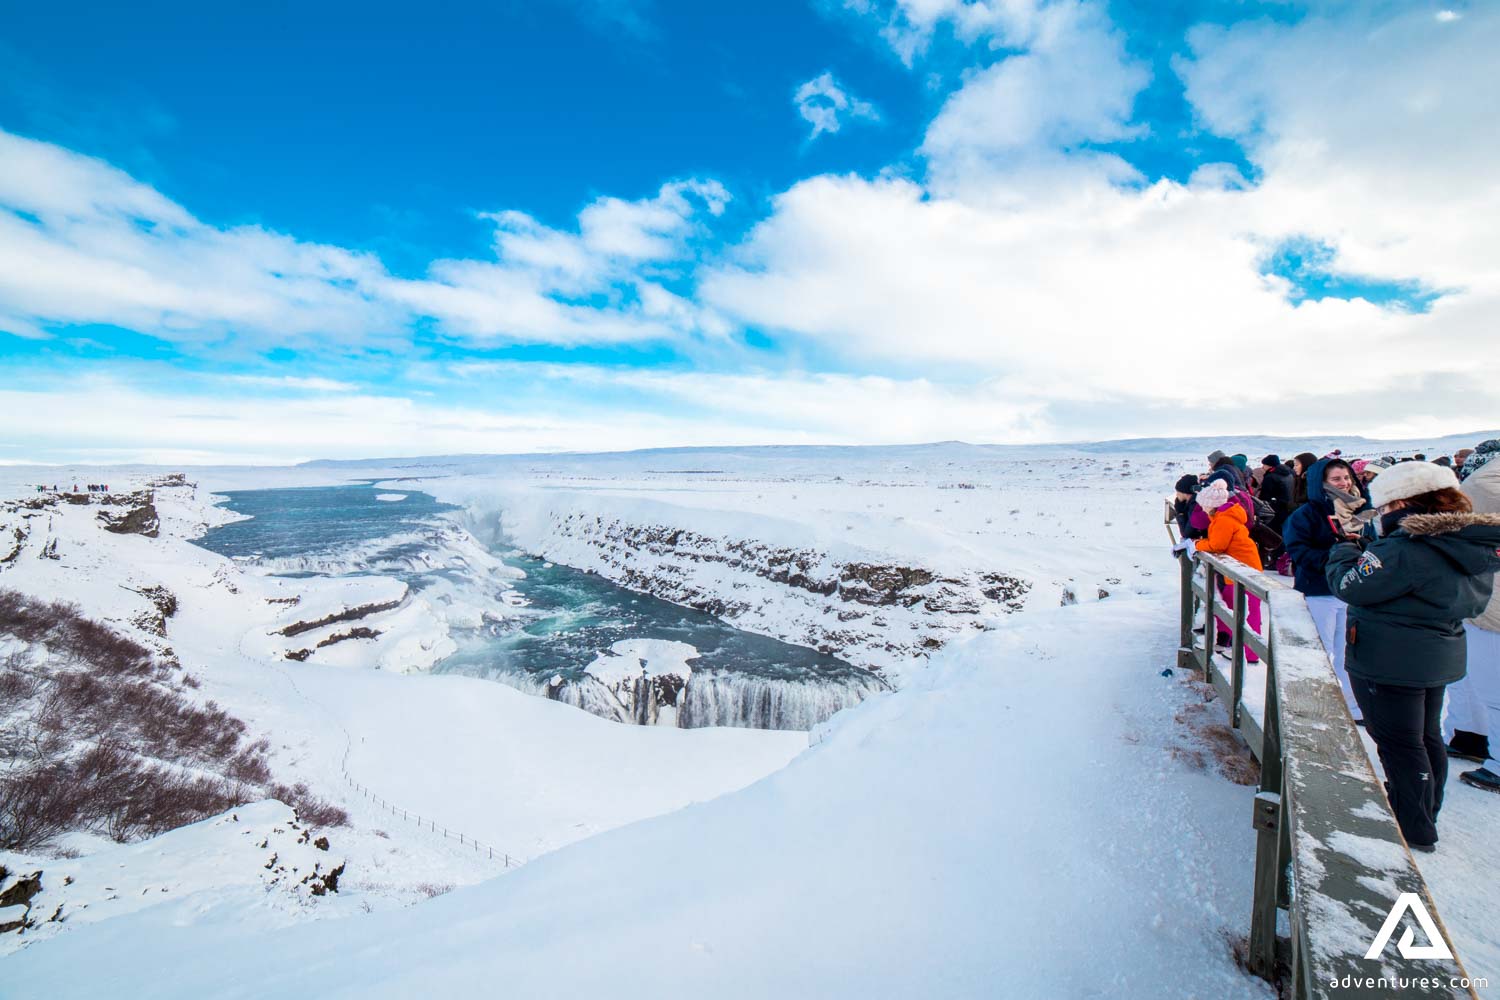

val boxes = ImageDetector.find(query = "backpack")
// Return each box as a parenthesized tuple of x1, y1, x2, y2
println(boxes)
(1251, 494, 1277, 527)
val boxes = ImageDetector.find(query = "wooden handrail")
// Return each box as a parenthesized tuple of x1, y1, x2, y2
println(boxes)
(1167, 507, 1476, 997)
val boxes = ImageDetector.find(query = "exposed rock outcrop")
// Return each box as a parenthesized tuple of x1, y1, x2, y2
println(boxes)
(520, 513, 1032, 674)
(97, 496, 160, 537)
(279, 600, 402, 638)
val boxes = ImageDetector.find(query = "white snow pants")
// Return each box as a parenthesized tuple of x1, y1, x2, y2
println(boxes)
(1305, 595, 1359, 721)
(1445, 623, 1500, 764)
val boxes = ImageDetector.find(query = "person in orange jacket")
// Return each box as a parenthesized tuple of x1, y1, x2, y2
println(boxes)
(1181, 479, 1265, 661)
(1193, 480, 1264, 571)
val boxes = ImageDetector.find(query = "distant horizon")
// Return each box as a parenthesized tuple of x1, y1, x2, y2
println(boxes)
(3, 427, 1496, 472)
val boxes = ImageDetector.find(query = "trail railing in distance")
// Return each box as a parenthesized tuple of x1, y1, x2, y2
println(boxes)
(339, 741, 522, 870)
(1167, 505, 1475, 998)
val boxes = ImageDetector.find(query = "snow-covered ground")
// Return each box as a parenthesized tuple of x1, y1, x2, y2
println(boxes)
(0, 468, 806, 955)
(2, 436, 1496, 995)
(8, 596, 1272, 998)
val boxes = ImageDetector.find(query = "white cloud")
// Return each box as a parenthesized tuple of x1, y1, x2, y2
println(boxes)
(222, 374, 360, 392)
(381, 180, 731, 345)
(702, 2, 1500, 426)
(7, 358, 1492, 466)
(794, 72, 880, 140)
(846, 0, 1049, 66)
(0, 367, 1042, 465)
(1178, 6, 1500, 291)
(0, 130, 399, 349)
(921, 2, 1147, 189)
(6, 1, 1500, 456)
(0, 128, 730, 350)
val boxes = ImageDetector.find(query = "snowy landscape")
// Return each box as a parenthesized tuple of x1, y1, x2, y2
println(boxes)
(4, 0, 1499, 994)
(2, 437, 1495, 997)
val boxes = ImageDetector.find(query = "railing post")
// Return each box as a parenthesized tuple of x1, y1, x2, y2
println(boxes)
(1177, 553, 1197, 670)
(1201, 564, 1218, 677)
(1249, 654, 1284, 982)
(1230, 585, 1247, 729)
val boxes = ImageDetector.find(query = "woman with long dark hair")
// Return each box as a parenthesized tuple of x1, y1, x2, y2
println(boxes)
(1326, 462, 1500, 850)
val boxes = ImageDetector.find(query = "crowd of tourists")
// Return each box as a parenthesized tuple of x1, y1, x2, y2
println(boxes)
(1169, 440, 1500, 853)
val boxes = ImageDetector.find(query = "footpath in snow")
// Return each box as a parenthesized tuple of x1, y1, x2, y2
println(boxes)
(4, 596, 1272, 998)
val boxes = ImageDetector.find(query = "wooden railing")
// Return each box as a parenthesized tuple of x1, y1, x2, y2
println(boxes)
(1168, 506, 1478, 997)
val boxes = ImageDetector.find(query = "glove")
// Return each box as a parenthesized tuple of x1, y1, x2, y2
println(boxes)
(1172, 538, 1196, 556)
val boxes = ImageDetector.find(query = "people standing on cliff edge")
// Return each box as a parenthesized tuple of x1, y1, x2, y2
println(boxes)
(1326, 462, 1500, 848)
(1282, 457, 1366, 720)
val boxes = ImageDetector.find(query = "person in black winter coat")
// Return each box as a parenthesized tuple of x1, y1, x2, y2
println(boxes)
(1257, 455, 1295, 533)
(1326, 462, 1500, 849)
(1171, 474, 1204, 539)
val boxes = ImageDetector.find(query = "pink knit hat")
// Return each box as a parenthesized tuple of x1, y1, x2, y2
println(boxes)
(1196, 480, 1230, 512)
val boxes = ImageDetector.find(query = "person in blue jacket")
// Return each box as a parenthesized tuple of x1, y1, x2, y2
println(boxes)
(1282, 457, 1367, 718)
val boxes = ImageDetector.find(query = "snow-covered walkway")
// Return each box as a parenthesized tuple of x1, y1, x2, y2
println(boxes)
(1219, 648, 1500, 981)
(5, 595, 1273, 999)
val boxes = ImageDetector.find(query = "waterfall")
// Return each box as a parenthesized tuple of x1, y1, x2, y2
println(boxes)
(483, 665, 883, 731)
(678, 670, 887, 731)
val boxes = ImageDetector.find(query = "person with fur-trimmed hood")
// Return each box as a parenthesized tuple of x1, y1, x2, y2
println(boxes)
(1326, 462, 1500, 849)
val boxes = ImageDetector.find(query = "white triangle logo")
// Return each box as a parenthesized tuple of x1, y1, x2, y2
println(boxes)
(1365, 892, 1453, 961)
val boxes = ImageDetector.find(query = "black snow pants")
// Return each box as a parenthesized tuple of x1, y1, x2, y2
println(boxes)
(1350, 675, 1447, 847)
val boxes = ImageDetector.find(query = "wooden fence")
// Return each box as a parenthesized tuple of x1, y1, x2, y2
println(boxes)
(1168, 505, 1478, 997)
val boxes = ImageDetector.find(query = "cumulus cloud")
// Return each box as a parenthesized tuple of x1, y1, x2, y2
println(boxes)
(0, 128, 730, 351)
(6, 0, 1500, 455)
(701, 2, 1500, 425)
(0, 129, 399, 349)
(845, 0, 1048, 66)
(920, 2, 1147, 190)
(382, 180, 732, 345)
(794, 72, 880, 140)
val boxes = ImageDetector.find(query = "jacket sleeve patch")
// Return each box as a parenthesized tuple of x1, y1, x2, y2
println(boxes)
(1341, 551, 1384, 588)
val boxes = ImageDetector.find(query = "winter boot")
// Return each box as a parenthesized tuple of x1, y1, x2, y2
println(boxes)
(1446, 730, 1491, 764)
(1459, 767, 1500, 795)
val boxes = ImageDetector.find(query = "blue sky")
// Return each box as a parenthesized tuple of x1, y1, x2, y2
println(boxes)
(1, 1, 1494, 463)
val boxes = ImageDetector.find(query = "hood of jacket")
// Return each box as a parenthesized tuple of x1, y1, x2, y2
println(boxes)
(1211, 501, 1248, 527)
(1400, 511, 1500, 576)
(1304, 457, 1367, 514)
(1303, 457, 1336, 512)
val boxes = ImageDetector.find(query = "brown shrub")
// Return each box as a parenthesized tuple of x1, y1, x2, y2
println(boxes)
(1, 588, 348, 849)
(271, 783, 350, 828)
